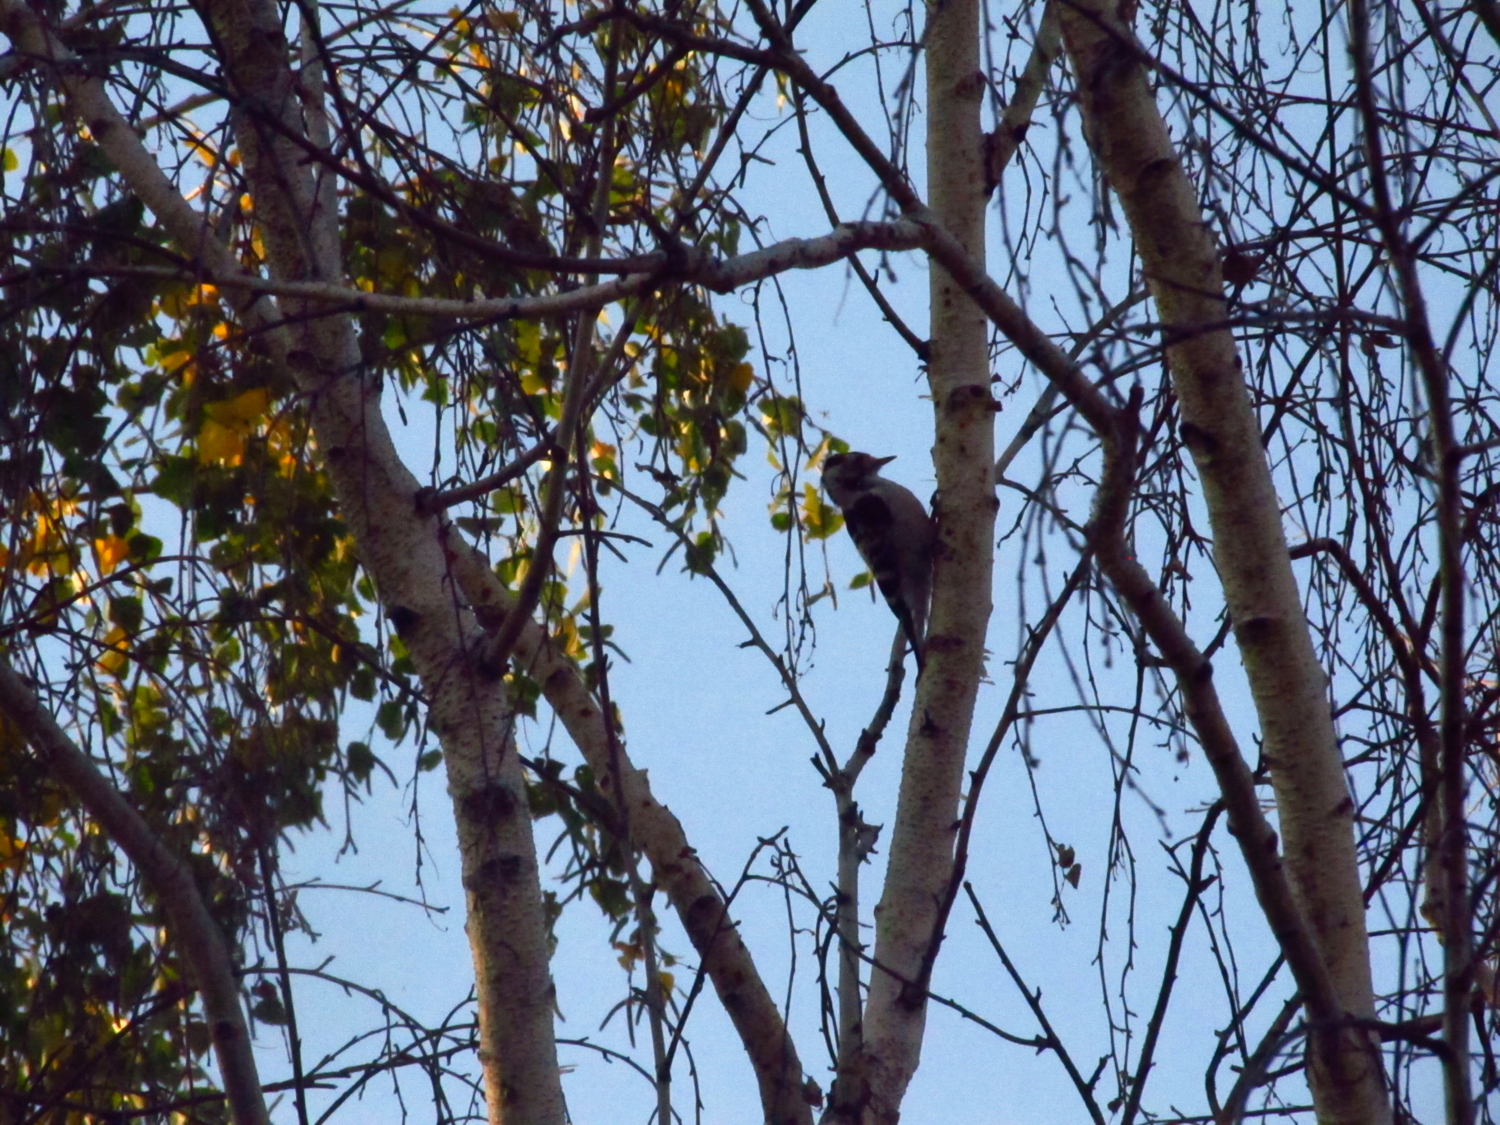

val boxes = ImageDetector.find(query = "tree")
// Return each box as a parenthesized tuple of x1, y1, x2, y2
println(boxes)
(1, 0, 1497, 1121)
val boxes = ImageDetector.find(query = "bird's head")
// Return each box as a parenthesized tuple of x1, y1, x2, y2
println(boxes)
(821, 451, 896, 492)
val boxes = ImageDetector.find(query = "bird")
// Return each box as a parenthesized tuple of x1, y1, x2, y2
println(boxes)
(821, 451, 936, 673)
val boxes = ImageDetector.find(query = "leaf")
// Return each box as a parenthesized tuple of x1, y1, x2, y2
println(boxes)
(683, 531, 717, 575)
(1, 146, 17, 173)
(127, 533, 162, 563)
(93, 535, 130, 575)
(0, 834, 27, 873)
(97, 625, 130, 676)
(761, 395, 804, 438)
(107, 595, 143, 633)
(197, 420, 245, 466)
(376, 700, 407, 741)
(801, 484, 843, 540)
(346, 741, 375, 786)
(204, 386, 269, 425)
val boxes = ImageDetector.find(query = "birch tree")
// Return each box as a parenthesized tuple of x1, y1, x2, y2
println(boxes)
(1, 0, 1497, 1124)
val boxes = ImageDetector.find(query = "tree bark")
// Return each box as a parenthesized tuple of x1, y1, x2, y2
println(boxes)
(1057, 4, 1390, 1122)
(854, 0, 995, 1118)
(190, 1, 566, 1119)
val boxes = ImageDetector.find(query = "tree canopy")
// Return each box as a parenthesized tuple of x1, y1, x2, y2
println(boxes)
(2, 0, 1499, 1123)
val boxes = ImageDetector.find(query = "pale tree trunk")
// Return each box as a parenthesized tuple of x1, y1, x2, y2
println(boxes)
(5, 4, 817, 1117)
(852, 0, 994, 1118)
(1057, 4, 1390, 1123)
(189, 2, 567, 1120)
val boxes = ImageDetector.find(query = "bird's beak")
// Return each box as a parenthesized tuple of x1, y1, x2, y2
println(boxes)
(875, 455, 897, 466)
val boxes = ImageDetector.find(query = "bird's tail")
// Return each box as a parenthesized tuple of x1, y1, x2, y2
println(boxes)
(895, 605, 925, 679)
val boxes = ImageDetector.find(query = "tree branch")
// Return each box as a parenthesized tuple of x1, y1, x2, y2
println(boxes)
(436, 522, 814, 1125)
(1350, 0, 1472, 1118)
(967, 884, 1108, 1125)
(0, 660, 271, 1125)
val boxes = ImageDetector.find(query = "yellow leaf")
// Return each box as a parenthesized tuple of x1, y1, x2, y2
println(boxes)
(98, 625, 130, 676)
(204, 386, 269, 425)
(729, 362, 754, 395)
(801, 483, 843, 540)
(185, 134, 218, 166)
(265, 418, 300, 477)
(26, 514, 70, 575)
(613, 941, 641, 971)
(2, 147, 17, 173)
(93, 535, 129, 575)
(158, 286, 190, 320)
(156, 344, 191, 374)
(0, 834, 25, 874)
(198, 420, 246, 466)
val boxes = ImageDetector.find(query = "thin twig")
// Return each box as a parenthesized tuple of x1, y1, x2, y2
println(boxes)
(1120, 804, 1223, 1125)
(966, 884, 1109, 1125)
(611, 482, 837, 768)
(912, 553, 1090, 996)
(1349, 2, 1473, 1119)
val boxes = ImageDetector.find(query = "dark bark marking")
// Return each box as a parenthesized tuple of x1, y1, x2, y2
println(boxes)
(1178, 420, 1218, 458)
(461, 781, 518, 824)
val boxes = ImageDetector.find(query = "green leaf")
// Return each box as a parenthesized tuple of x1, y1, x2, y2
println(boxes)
(346, 741, 375, 786)
(349, 668, 376, 702)
(683, 531, 717, 575)
(376, 700, 407, 742)
(801, 484, 843, 540)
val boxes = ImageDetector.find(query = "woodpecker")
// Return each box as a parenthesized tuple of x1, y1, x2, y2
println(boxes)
(821, 451, 936, 672)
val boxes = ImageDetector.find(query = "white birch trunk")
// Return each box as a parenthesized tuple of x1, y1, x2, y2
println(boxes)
(192, 2, 566, 1120)
(1057, 4, 1389, 1122)
(855, 0, 995, 1118)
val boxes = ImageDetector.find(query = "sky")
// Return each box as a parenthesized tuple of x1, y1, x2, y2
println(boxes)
(263, 10, 1314, 1120)
(7, 0, 1457, 1120)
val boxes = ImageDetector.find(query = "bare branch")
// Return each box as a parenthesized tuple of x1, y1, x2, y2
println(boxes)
(1349, 2, 1473, 1119)
(436, 522, 814, 1125)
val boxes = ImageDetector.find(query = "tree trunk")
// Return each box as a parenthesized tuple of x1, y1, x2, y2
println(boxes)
(195, 1, 565, 1120)
(855, 0, 994, 1118)
(1057, 4, 1390, 1122)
